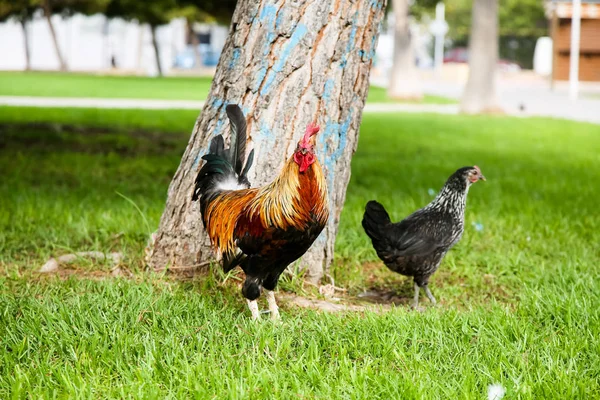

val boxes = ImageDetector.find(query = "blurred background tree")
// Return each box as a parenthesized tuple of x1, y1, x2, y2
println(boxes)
(171, 0, 237, 71)
(106, 0, 177, 76)
(0, 0, 39, 71)
(445, 0, 546, 69)
(42, 0, 110, 71)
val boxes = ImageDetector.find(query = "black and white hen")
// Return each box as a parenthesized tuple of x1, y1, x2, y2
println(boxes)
(362, 166, 485, 309)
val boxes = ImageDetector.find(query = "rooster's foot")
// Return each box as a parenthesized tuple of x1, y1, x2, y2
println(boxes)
(247, 299, 260, 320)
(266, 290, 280, 320)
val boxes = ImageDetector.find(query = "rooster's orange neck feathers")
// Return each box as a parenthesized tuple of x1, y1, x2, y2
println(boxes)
(203, 154, 328, 255)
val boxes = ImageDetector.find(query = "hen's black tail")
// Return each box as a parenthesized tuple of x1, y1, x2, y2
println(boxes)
(362, 200, 392, 251)
(192, 104, 255, 203)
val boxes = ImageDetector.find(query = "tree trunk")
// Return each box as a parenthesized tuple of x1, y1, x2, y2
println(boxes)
(150, 24, 163, 77)
(42, 0, 67, 71)
(460, 0, 501, 114)
(388, 0, 422, 100)
(187, 19, 203, 68)
(19, 19, 31, 71)
(147, 0, 387, 283)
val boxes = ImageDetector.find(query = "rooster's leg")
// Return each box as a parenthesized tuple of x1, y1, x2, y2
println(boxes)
(412, 282, 421, 309)
(266, 290, 280, 320)
(423, 286, 437, 306)
(246, 299, 260, 320)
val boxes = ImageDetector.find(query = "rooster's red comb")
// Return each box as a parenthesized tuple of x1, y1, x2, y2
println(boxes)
(301, 122, 320, 147)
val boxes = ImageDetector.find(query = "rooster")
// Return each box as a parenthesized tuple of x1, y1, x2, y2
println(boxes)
(362, 166, 485, 309)
(193, 105, 329, 320)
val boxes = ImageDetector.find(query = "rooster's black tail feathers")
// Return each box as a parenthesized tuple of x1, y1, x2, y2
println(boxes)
(362, 200, 391, 245)
(192, 104, 254, 202)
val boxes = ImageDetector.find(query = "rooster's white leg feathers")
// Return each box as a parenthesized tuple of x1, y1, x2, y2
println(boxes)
(424, 286, 437, 306)
(247, 299, 260, 320)
(266, 290, 280, 320)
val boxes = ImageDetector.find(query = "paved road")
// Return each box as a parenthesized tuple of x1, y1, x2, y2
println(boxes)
(372, 71, 600, 125)
(419, 79, 600, 125)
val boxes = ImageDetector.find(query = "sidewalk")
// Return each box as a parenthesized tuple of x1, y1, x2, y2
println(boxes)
(373, 69, 600, 125)
(0, 93, 597, 124)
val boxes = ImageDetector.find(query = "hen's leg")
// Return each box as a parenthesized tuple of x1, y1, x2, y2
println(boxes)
(423, 286, 437, 306)
(411, 281, 421, 309)
(265, 290, 280, 320)
(246, 299, 260, 320)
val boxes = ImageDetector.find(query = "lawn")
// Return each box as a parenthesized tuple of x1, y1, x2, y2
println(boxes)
(0, 72, 455, 104)
(0, 106, 599, 398)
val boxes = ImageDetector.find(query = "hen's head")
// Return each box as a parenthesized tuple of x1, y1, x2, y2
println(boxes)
(293, 122, 320, 173)
(450, 166, 486, 189)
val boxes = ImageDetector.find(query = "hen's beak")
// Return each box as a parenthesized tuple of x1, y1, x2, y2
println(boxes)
(479, 174, 486, 181)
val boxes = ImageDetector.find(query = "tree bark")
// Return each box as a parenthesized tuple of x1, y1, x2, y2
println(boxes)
(150, 24, 163, 76)
(186, 19, 203, 68)
(388, 0, 422, 100)
(42, 0, 67, 71)
(147, 0, 387, 283)
(460, 0, 501, 114)
(19, 19, 31, 71)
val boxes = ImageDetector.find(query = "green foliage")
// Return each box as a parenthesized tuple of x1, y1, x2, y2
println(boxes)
(445, 0, 547, 43)
(106, 0, 177, 26)
(44, 0, 110, 17)
(498, 0, 547, 37)
(0, 107, 599, 398)
(177, 0, 237, 24)
(0, 0, 39, 23)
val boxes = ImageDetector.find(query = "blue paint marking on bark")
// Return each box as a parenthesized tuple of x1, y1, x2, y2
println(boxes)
(204, 96, 229, 137)
(259, 120, 277, 145)
(192, 151, 202, 169)
(254, 4, 280, 94)
(340, 14, 358, 68)
(209, 96, 224, 110)
(273, 23, 307, 72)
(369, 0, 384, 10)
(319, 110, 353, 194)
(260, 4, 278, 48)
(254, 67, 268, 91)
(260, 24, 308, 96)
(229, 48, 241, 69)
(359, 32, 378, 61)
(322, 78, 335, 103)
(275, 8, 285, 29)
(368, 33, 378, 60)
(260, 4, 278, 24)
(213, 117, 226, 136)
(260, 72, 276, 96)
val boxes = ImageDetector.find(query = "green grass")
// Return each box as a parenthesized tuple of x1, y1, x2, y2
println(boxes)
(366, 85, 457, 104)
(0, 72, 214, 101)
(1, 106, 599, 398)
(0, 72, 456, 104)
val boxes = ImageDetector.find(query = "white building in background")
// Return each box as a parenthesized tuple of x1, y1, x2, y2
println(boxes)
(0, 12, 228, 75)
